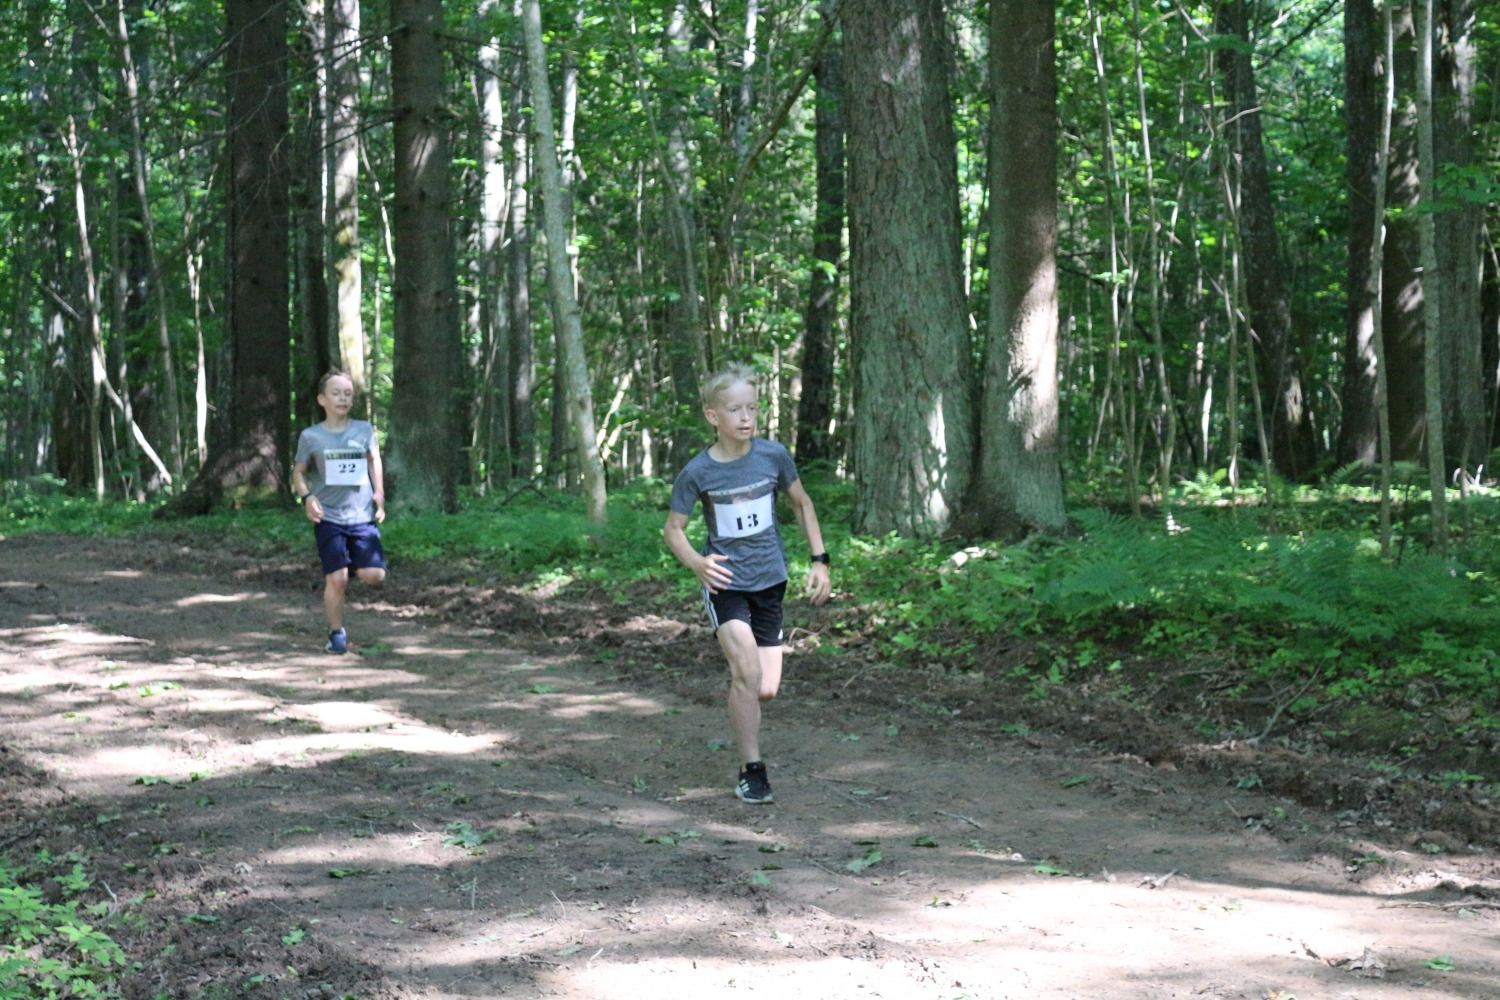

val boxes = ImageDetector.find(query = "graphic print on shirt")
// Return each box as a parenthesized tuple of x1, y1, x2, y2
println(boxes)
(708, 477, 776, 540)
(323, 448, 369, 487)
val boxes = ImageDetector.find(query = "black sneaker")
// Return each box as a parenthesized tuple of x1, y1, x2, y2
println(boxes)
(736, 761, 774, 804)
(325, 628, 348, 654)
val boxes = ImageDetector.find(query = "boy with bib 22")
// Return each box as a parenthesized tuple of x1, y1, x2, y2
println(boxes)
(664, 363, 832, 803)
(292, 370, 387, 654)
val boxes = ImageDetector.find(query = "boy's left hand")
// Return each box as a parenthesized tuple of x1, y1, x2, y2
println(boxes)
(805, 562, 831, 605)
(373, 492, 386, 524)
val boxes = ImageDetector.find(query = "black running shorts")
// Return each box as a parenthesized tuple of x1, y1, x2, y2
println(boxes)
(703, 581, 786, 647)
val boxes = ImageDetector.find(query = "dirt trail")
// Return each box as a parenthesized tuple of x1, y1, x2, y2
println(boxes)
(2, 533, 1498, 999)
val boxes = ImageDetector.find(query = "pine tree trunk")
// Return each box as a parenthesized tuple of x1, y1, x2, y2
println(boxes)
(796, 0, 842, 466)
(521, 0, 607, 521)
(844, 0, 974, 537)
(327, 0, 365, 397)
(1217, 0, 1317, 480)
(970, 0, 1065, 534)
(1339, 0, 1382, 466)
(388, 0, 463, 513)
(158, 0, 290, 517)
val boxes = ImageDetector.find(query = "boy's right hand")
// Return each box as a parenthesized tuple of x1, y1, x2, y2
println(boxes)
(303, 496, 325, 524)
(693, 553, 733, 593)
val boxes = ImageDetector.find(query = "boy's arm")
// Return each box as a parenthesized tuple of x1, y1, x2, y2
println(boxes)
(664, 511, 733, 592)
(291, 461, 324, 523)
(367, 438, 386, 524)
(785, 479, 831, 605)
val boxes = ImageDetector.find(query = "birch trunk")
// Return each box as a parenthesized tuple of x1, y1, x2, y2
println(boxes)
(521, 0, 607, 521)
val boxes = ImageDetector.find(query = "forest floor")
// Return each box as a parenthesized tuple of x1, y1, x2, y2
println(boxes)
(3, 532, 1500, 1000)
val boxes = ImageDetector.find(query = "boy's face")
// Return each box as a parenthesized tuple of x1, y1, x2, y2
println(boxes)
(704, 381, 758, 443)
(318, 376, 355, 419)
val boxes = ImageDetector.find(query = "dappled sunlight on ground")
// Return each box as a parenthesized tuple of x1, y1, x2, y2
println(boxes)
(2, 534, 1499, 999)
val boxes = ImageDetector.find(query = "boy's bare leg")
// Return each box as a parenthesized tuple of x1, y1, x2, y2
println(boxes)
(757, 644, 783, 700)
(354, 567, 385, 585)
(323, 568, 349, 630)
(719, 621, 768, 763)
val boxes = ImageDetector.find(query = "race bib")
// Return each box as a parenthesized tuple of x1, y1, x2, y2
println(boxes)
(713, 492, 774, 540)
(324, 449, 369, 487)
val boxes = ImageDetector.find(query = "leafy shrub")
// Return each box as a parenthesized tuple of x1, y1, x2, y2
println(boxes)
(0, 859, 126, 999)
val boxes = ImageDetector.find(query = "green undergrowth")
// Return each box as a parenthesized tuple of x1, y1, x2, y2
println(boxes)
(0, 851, 127, 999)
(9, 472, 1500, 759)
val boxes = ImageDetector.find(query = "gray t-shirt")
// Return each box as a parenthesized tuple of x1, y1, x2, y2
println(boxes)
(669, 438, 800, 593)
(294, 420, 378, 526)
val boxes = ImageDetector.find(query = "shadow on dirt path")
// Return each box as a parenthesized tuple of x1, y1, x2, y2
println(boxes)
(2, 533, 1499, 999)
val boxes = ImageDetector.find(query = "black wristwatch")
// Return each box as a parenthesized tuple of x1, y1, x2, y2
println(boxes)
(810, 552, 831, 566)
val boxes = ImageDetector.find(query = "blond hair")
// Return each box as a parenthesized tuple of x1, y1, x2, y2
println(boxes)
(700, 362, 758, 407)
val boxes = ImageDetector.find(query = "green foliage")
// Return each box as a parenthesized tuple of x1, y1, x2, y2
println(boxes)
(0, 857, 125, 999)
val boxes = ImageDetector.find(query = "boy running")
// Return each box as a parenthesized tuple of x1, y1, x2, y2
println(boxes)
(292, 370, 387, 654)
(664, 363, 832, 803)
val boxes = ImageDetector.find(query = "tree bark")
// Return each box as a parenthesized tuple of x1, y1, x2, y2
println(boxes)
(521, 0, 607, 521)
(1381, 8, 1427, 463)
(158, 0, 290, 517)
(115, 0, 184, 481)
(388, 0, 463, 514)
(845, 0, 973, 537)
(475, 0, 511, 484)
(1216, 0, 1317, 480)
(327, 0, 365, 396)
(1339, 0, 1382, 466)
(662, 4, 706, 472)
(1433, 0, 1481, 474)
(295, 0, 331, 431)
(969, 0, 1065, 534)
(507, 45, 537, 478)
(796, 0, 842, 467)
(1417, 0, 1448, 549)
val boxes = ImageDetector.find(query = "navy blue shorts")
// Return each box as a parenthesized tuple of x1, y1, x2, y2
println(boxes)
(314, 520, 386, 577)
(704, 581, 786, 647)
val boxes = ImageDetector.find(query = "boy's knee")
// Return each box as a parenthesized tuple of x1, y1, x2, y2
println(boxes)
(325, 568, 349, 589)
(355, 567, 385, 584)
(758, 689, 776, 703)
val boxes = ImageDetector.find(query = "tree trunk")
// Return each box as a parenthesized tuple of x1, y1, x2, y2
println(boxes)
(475, 1, 511, 485)
(845, 0, 974, 537)
(508, 48, 537, 478)
(521, 0, 607, 521)
(295, 0, 331, 431)
(158, 0, 290, 517)
(388, 0, 463, 514)
(1382, 10, 1427, 463)
(1434, 0, 1481, 474)
(1339, 0, 1382, 466)
(969, 0, 1064, 534)
(662, 4, 705, 472)
(327, 0, 365, 396)
(1217, 0, 1317, 480)
(115, 0, 184, 482)
(1416, 0, 1448, 549)
(796, 0, 842, 466)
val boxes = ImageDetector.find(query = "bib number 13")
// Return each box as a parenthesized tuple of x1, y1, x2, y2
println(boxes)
(713, 493, 774, 540)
